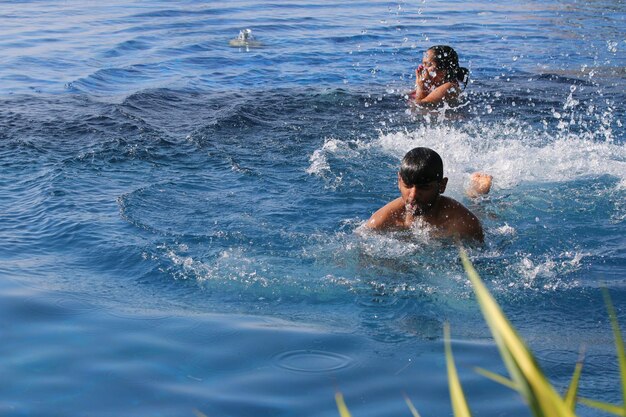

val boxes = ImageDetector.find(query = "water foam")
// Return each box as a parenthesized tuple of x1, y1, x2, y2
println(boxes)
(376, 121, 625, 191)
(307, 118, 625, 194)
(306, 137, 374, 190)
(306, 137, 370, 175)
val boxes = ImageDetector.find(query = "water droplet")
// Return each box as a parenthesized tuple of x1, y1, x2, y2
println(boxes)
(607, 40, 618, 53)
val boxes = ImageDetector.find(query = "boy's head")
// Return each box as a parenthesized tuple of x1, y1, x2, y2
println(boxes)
(399, 147, 444, 186)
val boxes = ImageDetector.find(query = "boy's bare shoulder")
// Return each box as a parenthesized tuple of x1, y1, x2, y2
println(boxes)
(365, 197, 405, 230)
(439, 196, 484, 242)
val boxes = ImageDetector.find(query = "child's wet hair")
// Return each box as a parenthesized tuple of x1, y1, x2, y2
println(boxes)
(399, 147, 444, 186)
(428, 45, 469, 85)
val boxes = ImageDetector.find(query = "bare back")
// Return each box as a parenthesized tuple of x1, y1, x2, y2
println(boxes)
(366, 195, 484, 242)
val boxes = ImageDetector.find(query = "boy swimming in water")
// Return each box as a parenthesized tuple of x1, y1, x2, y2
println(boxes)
(365, 147, 489, 243)
(409, 45, 469, 106)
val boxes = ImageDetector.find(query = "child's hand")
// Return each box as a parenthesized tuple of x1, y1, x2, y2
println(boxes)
(416, 65, 424, 78)
(467, 172, 493, 197)
(415, 64, 431, 89)
(415, 65, 426, 86)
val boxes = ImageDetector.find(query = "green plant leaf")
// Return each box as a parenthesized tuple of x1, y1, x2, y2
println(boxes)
(460, 249, 575, 417)
(602, 287, 626, 416)
(444, 322, 473, 417)
(474, 367, 517, 390)
(335, 392, 353, 417)
(579, 397, 625, 416)
(564, 349, 584, 411)
(403, 393, 422, 417)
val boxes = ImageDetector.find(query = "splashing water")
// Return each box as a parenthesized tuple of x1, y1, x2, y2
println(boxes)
(0, 1, 624, 417)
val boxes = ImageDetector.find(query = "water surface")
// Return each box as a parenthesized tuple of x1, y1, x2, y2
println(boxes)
(1, 1, 625, 416)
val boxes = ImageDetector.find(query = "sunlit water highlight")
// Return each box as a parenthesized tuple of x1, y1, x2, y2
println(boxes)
(0, 1, 624, 416)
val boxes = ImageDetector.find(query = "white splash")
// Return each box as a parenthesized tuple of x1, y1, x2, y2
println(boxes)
(375, 120, 626, 193)
(493, 223, 516, 236)
(505, 251, 585, 291)
(306, 137, 369, 176)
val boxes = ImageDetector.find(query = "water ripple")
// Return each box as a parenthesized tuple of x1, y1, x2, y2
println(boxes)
(273, 349, 354, 373)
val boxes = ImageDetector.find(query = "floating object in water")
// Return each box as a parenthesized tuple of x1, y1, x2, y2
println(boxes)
(229, 29, 262, 48)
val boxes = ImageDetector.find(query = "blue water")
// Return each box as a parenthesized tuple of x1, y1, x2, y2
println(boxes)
(1, 0, 625, 416)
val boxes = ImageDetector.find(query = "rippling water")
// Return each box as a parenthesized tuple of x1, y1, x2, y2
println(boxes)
(1, 1, 625, 416)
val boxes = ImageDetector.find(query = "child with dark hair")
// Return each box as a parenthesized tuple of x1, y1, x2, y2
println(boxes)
(409, 45, 469, 105)
(365, 147, 489, 242)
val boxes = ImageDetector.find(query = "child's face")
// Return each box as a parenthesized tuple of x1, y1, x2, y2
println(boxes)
(398, 174, 445, 216)
(422, 50, 446, 84)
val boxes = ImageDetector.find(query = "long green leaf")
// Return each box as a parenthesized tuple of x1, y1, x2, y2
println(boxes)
(444, 322, 473, 417)
(460, 249, 574, 417)
(403, 393, 422, 417)
(603, 287, 626, 416)
(474, 367, 517, 390)
(489, 327, 536, 408)
(335, 392, 353, 417)
(579, 397, 625, 416)
(564, 349, 584, 411)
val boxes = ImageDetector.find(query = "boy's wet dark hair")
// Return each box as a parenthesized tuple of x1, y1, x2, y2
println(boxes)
(428, 45, 469, 85)
(399, 147, 443, 185)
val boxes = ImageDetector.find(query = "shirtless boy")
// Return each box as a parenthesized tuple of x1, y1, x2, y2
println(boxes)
(365, 147, 489, 243)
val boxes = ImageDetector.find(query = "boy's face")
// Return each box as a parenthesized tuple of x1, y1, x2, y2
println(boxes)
(398, 174, 447, 215)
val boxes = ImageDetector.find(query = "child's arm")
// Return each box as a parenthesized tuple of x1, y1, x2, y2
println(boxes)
(412, 81, 459, 105)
